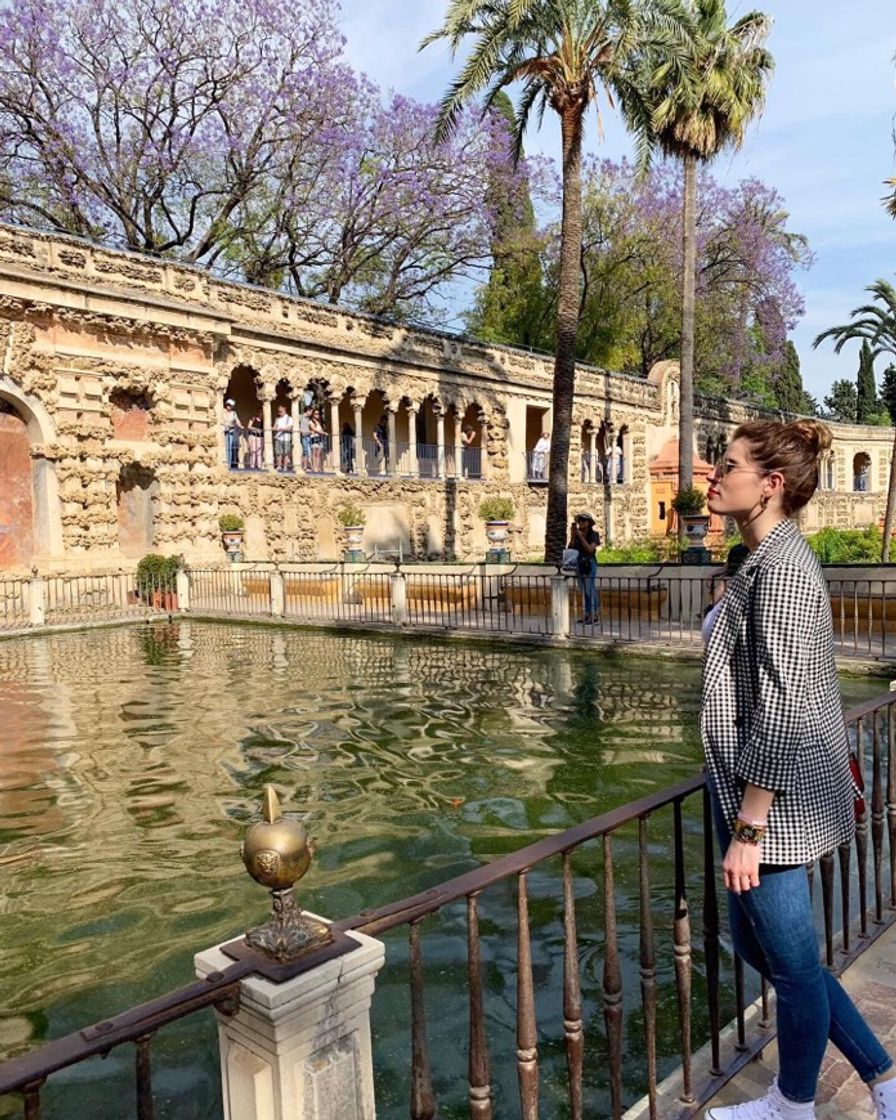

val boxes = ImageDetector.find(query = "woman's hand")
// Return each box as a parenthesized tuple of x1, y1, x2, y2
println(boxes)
(723, 840, 761, 893)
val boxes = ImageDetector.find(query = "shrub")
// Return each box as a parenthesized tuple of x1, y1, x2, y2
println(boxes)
(599, 537, 680, 563)
(671, 486, 707, 516)
(478, 496, 515, 522)
(136, 553, 179, 595)
(806, 527, 882, 563)
(337, 502, 366, 527)
(218, 513, 244, 532)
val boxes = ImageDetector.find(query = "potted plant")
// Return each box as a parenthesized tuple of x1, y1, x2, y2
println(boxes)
(136, 553, 180, 610)
(219, 513, 245, 562)
(337, 502, 366, 559)
(671, 485, 710, 542)
(479, 496, 515, 560)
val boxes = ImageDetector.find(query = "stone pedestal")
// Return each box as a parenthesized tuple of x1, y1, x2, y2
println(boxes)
(196, 927, 385, 1120)
(550, 573, 570, 638)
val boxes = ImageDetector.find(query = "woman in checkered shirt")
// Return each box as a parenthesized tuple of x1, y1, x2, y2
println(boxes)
(702, 420, 895, 1120)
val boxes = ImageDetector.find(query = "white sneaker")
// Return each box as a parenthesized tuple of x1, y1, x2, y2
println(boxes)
(874, 1080, 896, 1119)
(706, 1078, 816, 1120)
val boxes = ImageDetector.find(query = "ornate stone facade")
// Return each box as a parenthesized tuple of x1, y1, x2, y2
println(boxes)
(0, 224, 891, 572)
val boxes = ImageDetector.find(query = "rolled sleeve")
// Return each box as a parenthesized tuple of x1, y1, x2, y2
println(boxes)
(734, 563, 815, 793)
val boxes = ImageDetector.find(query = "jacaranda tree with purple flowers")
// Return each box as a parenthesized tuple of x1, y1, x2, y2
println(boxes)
(0, 0, 520, 320)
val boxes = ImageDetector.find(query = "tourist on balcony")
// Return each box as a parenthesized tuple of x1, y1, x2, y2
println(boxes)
(373, 414, 389, 474)
(702, 420, 896, 1120)
(246, 409, 263, 470)
(568, 513, 600, 624)
(532, 431, 550, 479)
(223, 398, 242, 469)
(298, 407, 313, 471)
(341, 422, 355, 474)
(273, 404, 293, 471)
(309, 408, 326, 472)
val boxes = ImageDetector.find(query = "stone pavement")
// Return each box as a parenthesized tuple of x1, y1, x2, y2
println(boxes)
(699, 917, 896, 1119)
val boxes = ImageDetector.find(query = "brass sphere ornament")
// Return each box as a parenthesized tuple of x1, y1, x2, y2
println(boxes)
(240, 785, 331, 962)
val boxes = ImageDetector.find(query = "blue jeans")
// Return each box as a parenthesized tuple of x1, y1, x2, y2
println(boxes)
(711, 793, 891, 1102)
(577, 559, 599, 618)
(225, 427, 240, 468)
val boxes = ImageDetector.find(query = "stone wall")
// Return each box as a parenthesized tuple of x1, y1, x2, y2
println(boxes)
(0, 223, 891, 572)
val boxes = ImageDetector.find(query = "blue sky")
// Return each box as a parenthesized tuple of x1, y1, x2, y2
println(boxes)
(339, 0, 896, 403)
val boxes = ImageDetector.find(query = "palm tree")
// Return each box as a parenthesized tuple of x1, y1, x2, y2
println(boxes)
(646, 0, 773, 502)
(421, 0, 689, 562)
(814, 280, 896, 561)
(884, 177, 896, 220)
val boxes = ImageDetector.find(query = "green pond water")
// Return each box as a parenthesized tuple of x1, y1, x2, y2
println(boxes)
(0, 622, 886, 1119)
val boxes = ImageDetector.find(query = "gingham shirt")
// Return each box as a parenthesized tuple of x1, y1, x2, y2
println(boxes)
(701, 519, 855, 865)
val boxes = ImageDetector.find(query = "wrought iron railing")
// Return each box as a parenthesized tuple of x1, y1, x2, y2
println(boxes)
(1, 692, 893, 1120)
(0, 577, 29, 629)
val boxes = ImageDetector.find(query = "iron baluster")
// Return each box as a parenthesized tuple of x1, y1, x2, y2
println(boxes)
(515, 869, 538, 1120)
(759, 979, 771, 1031)
(820, 852, 835, 968)
(561, 852, 584, 1120)
(888, 702, 896, 908)
(602, 834, 624, 1119)
(855, 717, 869, 938)
(465, 892, 492, 1120)
(733, 956, 746, 1051)
(639, 817, 660, 1116)
(872, 709, 885, 923)
(135, 1033, 154, 1120)
(409, 920, 435, 1120)
(672, 799, 693, 1103)
(838, 843, 852, 954)
(22, 1080, 44, 1120)
(700, 790, 722, 1076)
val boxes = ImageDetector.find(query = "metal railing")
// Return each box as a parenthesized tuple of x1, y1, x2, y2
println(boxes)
(281, 569, 394, 624)
(44, 574, 170, 626)
(0, 577, 29, 629)
(403, 572, 553, 634)
(1, 691, 893, 1119)
(188, 569, 275, 617)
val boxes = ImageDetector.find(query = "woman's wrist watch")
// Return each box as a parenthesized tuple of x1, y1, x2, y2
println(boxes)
(732, 816, 766, 845)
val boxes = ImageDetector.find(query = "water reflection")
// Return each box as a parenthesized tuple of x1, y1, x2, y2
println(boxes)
(0, 623, 884, 1118)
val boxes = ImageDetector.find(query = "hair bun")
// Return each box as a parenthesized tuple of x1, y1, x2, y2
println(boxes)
(786, 418, 832, 457)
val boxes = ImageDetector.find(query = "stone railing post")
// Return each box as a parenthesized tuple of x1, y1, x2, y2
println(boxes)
(550, 573, 570, 639)
(176, 566, 190, 612)
(270, 569, 285, 617)
(391, 569, 407, 625)
(28, 573, 46, 626)
(195, 928, 385, 1120)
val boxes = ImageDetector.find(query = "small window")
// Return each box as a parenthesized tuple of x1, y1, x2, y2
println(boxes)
(658, 501, 666, 521)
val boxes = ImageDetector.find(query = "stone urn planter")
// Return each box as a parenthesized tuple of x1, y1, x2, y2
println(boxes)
(680, 514, 711, 542)
(343, 525, 364, 551)
(221, 530, 244, 562)
(485, 519, 510, 546)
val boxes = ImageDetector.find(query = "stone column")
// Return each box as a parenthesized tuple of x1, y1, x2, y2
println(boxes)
(329, 399, 341, 474)
(589, 430, 598, 485)
(550, 572, 570, 639)
(28, 574, 46, 626)
(407, 407, 419, 479)
(262, 394, 275, 472)
(387, 406, 398, 477)
(196, 927, 385, 1120)
(436, 412, 446, 480)
(270, 570, 285, 617)
(353, 401, 366, 478)
(478, 415, 489, 480)
(452, 416, 462, 478)
(176, 567, 190, 612)
(391, 570, 408, 624)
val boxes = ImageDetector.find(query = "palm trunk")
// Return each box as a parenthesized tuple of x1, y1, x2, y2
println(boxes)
(678, 153, 697, 518)
(544, 106, 584, 564)
(882, 426, 896, 561)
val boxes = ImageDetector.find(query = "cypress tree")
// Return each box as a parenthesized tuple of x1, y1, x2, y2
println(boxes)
(856, 340, 879, 423)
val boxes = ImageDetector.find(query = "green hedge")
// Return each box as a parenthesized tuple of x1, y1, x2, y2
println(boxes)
(806, 527, 883, 563)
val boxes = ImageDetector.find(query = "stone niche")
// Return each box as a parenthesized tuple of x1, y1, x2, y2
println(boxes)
(116, 465, 158, 558)
(110, 388, 151, 441)
(0, 402, 34, 570)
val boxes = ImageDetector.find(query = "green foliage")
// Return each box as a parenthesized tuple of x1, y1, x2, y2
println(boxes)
(478, 496, 515, 522)
(671, 486, 707, 515)
(599, 538, 679, 563)
(856, 340, 879, 424)
(806, 527, 883, 563)
(136, 554, 179, 595)
(218, 513, 245, 532)
(822, 379, 858, 424)
(880, 364, 896, 424)
(337, 502, 366, 527)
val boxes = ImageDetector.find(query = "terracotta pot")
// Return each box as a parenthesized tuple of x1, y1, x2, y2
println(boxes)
(151, 590, 178, 610)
